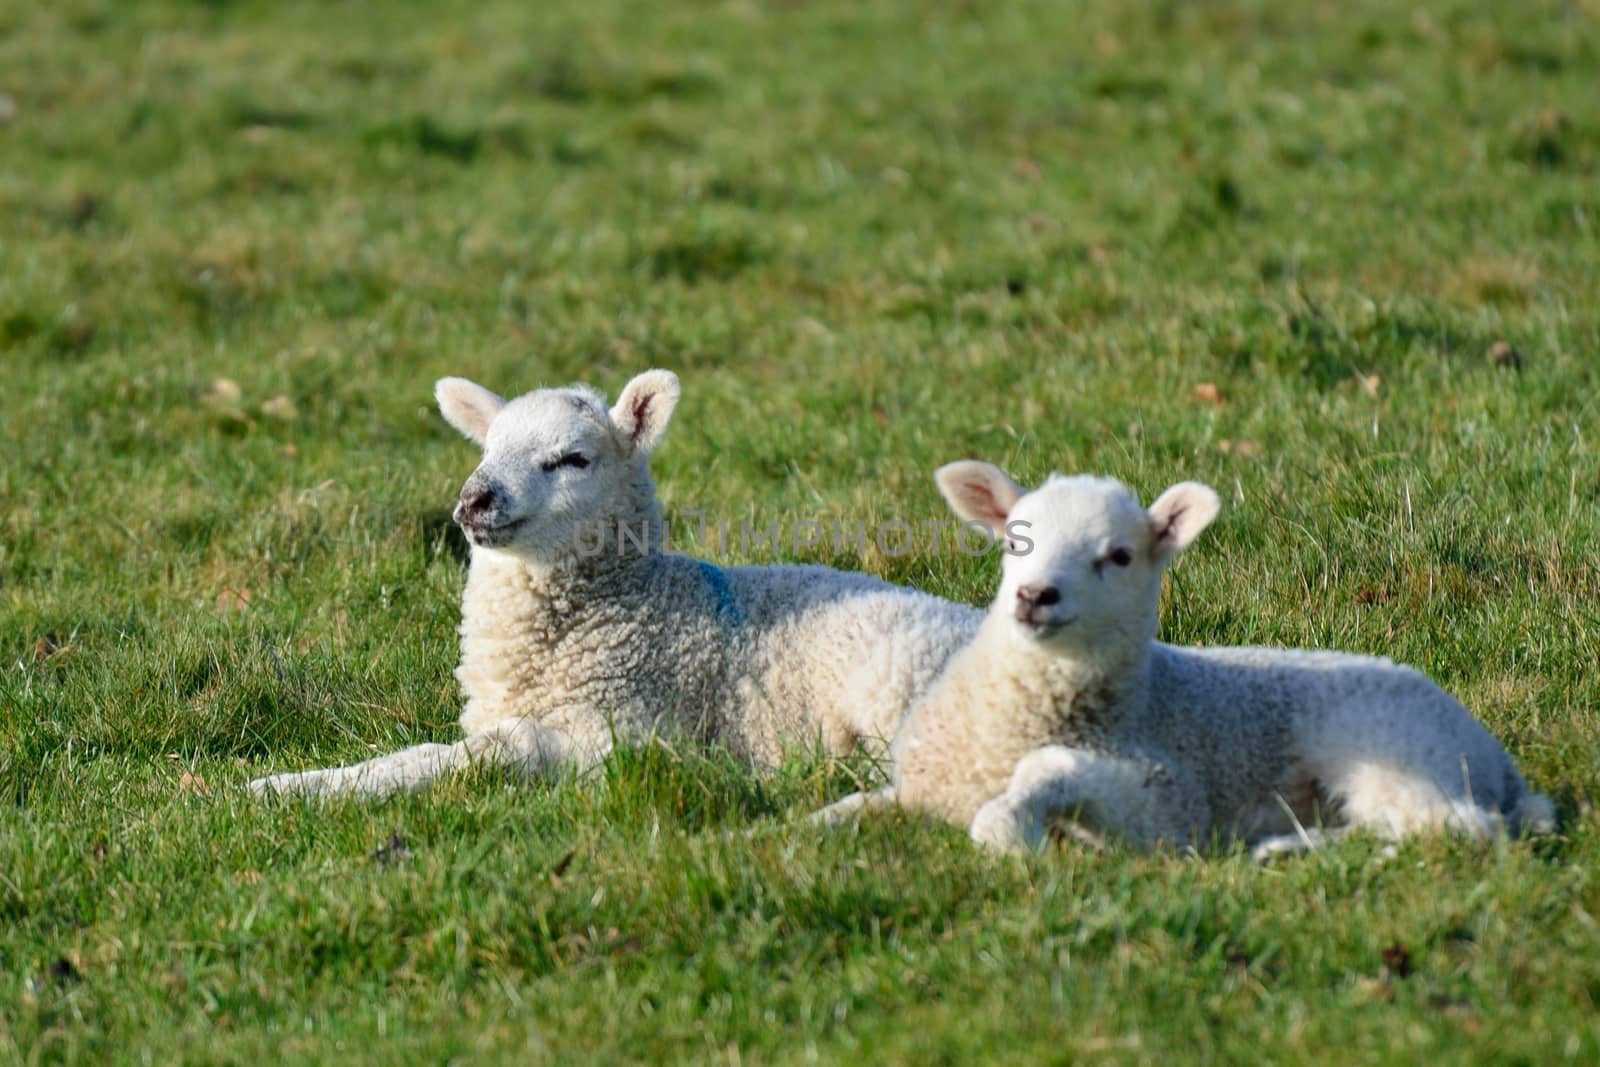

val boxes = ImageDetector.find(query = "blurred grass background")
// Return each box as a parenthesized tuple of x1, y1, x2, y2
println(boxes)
(3, 0, 1599, 1061)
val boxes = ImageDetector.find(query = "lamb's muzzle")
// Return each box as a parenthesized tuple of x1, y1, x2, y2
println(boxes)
(1013, 583, 1063, 630)
(455, 481, 497, 525)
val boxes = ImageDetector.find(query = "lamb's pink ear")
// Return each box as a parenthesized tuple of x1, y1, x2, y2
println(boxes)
(1147, 481, 1221, 564)
(435, 377, 506, 445)
(935, 461, 1026, 537)
(609, 370, 680, 457)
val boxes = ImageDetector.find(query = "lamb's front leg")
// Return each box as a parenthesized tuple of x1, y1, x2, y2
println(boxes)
(248, 717, 583, 799)
(808, 786, 898, 826)
(968, 746, 1200, 853)
(246, 742, 456, 799)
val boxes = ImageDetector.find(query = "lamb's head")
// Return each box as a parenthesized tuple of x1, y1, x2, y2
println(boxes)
(435, 369, 680, 562)
(936, 461, 1220, 658)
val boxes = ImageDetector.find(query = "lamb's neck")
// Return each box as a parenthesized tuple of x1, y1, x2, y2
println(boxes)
(464, 538, 658, 633)
(982, 620, 1153, 739)
(1039, 644, 1148, 703)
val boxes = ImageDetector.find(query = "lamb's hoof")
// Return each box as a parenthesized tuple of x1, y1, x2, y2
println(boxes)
(1249, 831, 1322, 863)
(247, 774, 287, 797)
(969, 797, 1034, 854)
(809, 787, 894, 827)
(1049, 821, 1110, 852)
(1514, 794, 1557, 837)
(247, 770, 328, 798)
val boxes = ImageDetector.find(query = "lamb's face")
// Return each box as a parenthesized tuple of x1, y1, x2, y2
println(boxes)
(435, 370, 680, 562)
(998, 477, 1171, 651)
(454, 390, 630, 553)
(935, 462, 1220, 658)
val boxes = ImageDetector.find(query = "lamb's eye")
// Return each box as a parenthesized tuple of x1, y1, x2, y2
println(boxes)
(1108, 547, 1133, 567)
(542, 452, 590, 472)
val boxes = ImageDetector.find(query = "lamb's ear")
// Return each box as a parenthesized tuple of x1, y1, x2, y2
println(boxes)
(609, 369, 680, 457)
(1147, 481, 1221, 563)
(435, 377, 506, 445)
(935, 461, 1027, 537)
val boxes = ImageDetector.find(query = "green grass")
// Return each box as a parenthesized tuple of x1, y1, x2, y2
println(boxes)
(4, 0, 1600, 1061)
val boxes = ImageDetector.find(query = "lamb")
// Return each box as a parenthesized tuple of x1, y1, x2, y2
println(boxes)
(249, 370, 981, 798)
(820, 461, 1553, 858)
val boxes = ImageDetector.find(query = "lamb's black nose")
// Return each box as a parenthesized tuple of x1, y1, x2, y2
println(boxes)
(456, 485, 496, 523)
(1015, 584, 1060, 622)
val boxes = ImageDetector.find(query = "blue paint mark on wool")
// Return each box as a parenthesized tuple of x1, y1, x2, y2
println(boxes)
(698, 560, 745, 629)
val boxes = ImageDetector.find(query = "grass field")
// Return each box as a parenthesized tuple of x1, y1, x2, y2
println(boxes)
(4, 0, 1600, 1061)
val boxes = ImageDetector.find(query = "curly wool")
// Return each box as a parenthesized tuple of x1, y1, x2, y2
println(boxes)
(249, 370, 980, 798)
(456, 539, 980, 770)
(835, 464, 1553, 856)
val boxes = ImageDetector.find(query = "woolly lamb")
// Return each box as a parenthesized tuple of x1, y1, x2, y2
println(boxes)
(249, 370, 980, 798)
(821, 462, 1552, 858)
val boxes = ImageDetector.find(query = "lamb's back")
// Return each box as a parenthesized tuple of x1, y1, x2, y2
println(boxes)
(455, 550, 979, 768)
(723, 562, 982, 763)
(1142, 643, 1503, 835)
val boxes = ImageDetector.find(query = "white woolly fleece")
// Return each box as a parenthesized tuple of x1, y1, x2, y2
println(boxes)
(825, 464, 1553, 858)
(250, 371, 981, 798)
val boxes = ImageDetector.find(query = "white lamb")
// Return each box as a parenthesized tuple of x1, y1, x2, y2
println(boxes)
(249, 370, 980, 798)
(821, 461, 1553, 858)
